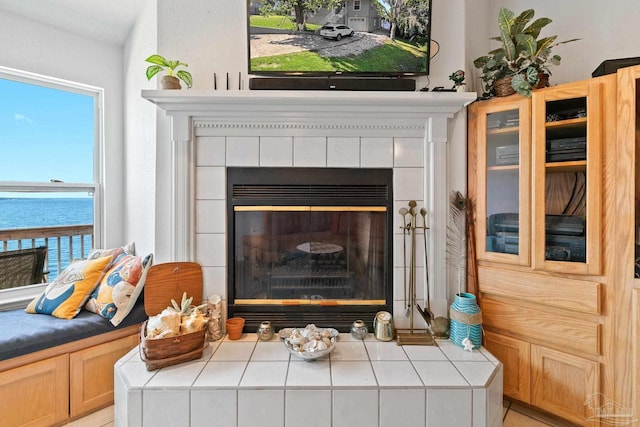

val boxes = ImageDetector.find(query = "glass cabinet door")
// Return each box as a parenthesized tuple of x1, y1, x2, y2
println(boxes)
(532, 81, 602, 275)
(472, 97, 531, 265)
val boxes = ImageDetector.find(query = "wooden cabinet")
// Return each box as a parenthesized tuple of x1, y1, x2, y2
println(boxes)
(531, 345, 599, 426)
(468, 72, 620, 426)
(70, 334, 139, 417)
(483, 330, 530, 402)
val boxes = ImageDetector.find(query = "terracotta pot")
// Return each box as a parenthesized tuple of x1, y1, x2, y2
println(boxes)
(161, 75, 181, 90)
(225, 317, 245, 340)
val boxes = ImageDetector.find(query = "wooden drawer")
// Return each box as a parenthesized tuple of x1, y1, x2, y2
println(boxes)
(481, 298, 600, 355)
(478, 266, 601, 314)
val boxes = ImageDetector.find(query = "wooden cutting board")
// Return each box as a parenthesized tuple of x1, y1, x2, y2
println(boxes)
(144, 262, 203, 316)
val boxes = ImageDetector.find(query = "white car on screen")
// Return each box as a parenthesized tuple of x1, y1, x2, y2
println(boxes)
(320, 24, 354, 41)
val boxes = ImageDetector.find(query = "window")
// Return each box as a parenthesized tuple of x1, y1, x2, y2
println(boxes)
(353, 0, 361, 11)
(0, 66, 103, 306)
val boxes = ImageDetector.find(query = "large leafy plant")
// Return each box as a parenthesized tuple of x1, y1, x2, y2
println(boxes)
(145, 54, 193, 89)
(474, 7, 578, 97)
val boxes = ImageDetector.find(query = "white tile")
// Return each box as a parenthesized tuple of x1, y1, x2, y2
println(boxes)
(473, 389, 488, 427)
(337, 332, 361, 342)
(394, 137, 424, 167)
(394, 232, 425, 269)
(197, 136, 226, 166)
(327, 137, 360, 167)
(402, 344, 448, 361)
(331, 360, 378, 387)
(361, 137, 393, 167)
(211, 341, 256, 361)
(142, 390, 190, 427)
(331, 341, 369, 361)
(438, 340, 489, 361)
(251, 341, 291, 361)
(195, 233, 226, 267)
(238, 389, 284, 427)
(195, 199, 225, 233)
(146, 362, 207, 387)
(380, 389, 425, 427)
(427, 389, 472, 427)
(480, 346, 500, 363)
(286, 390, 331, 427)
(191, 390, 236, 427)
(454, 361, 498, 386)
(202, 267, 226, 300)
(116, 347, 138, 365)
(365, 340, 408, 361)
(294, 136, 327, 167)
(371, 361, 423, 386)
(287, 359, 331, 387)
(115, 370, 142, 427)
(240, 361, 288, 387)
(227, 136, 259, 166)
(488, 365, 504, 427)
(394, 167, 424, 201)
(412, 361, 469, 386)
(117, 361, 156, 388)
(196, 166, 225, 200)
(333, 389, 378, 427)
(392, 301, 432, 331)
(260, 136, 293, 166)
(192, 361, 247, 387)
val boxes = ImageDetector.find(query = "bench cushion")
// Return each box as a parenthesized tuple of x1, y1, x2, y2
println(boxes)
(0, 302, 147, 361)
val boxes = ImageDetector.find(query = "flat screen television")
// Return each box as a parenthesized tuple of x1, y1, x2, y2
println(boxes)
(247, 0, 433, 78)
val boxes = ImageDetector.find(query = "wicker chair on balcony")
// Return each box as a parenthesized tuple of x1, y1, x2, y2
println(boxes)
(0, 246, 48, 289)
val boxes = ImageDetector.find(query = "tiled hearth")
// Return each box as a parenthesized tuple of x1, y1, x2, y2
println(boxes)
(114, 333, 503, 427)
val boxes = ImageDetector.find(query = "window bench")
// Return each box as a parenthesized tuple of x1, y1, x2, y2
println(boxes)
(0, 304, 146, 427)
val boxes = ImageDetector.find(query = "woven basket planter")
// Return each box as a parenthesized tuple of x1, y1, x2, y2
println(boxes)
(494, 73, 550, 97)
(139, 320, 207, 370)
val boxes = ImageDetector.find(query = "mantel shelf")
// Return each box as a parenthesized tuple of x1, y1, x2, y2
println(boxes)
(141, 89, 477, 117)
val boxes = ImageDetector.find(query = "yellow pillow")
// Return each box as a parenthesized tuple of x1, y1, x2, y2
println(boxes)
(25, 255, 113, 319)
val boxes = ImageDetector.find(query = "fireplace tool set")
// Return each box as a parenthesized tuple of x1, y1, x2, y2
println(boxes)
(398, 200, 436, 345)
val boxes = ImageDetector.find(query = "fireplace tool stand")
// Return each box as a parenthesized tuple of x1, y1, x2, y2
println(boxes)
(397, 201, 436, 346)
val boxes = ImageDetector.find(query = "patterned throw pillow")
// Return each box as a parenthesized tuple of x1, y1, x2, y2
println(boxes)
(84, 253, 153, 326)
(25, 255, 113, 319)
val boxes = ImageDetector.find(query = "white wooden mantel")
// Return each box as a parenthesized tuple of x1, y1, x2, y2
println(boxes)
(142, 89, 475, 312)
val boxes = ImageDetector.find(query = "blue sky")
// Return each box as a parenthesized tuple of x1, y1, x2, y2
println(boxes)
(0, 78, 94, 185)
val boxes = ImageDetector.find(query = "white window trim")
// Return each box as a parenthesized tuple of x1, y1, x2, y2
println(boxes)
(353, 0, 361, 11)
(0, 66, 104, 309)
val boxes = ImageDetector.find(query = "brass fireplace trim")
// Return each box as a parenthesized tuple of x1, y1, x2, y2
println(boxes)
(234, 206, 387, 212)
(234, 299, 386, 305)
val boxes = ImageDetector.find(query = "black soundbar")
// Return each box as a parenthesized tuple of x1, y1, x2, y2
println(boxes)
(249, 77, 416, 91)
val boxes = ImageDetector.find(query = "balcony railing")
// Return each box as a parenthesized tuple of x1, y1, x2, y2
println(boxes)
(0, 224, 94, 281)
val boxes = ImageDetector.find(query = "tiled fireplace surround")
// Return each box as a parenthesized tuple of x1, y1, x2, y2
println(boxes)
(143, 90, 476, 329)
(121, 91, 503, 427)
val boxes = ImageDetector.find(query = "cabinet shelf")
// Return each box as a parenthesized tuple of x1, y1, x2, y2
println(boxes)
(545, 160, 587, 172)
(545, 117, 587, 128)
(487, 165, 519, 171)
(487, 126, 519, 135)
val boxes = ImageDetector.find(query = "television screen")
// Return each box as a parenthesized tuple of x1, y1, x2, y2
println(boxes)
(247, 0, 433, 76)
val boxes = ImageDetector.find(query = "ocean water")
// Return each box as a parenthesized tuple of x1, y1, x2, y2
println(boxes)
(0, 198, 94, 280)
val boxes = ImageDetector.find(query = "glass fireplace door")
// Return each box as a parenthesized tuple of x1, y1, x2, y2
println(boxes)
(233, 206, 387, 304)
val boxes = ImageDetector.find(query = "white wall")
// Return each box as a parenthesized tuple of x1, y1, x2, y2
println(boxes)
(123, 1, 158, 258)
(472, 0, 640, 87)
(0, 9, 125, 248)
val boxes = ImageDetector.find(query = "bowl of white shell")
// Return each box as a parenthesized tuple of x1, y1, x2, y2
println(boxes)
(281, 324, 338, 361)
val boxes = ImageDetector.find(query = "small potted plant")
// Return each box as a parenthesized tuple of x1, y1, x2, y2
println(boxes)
(474, 7, 579, 98)
(145, 54, 193, 90)
(449, 70, 466, 92)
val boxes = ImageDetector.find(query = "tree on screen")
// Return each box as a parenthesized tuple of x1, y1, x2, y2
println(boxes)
(259, 0, 342, 32)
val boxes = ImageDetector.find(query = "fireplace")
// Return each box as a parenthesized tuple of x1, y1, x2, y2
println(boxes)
(227, 167, 393, 331)
(142, 90, 475, 333)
